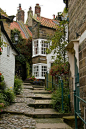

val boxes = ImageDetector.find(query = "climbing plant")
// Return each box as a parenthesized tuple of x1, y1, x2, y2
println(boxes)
(11, 29, 32, 77)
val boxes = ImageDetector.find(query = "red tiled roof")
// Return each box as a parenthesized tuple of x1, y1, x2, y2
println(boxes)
(25, 25, 32, 37)
(36, 16, 59, 29)
(10, 21, 27, 39)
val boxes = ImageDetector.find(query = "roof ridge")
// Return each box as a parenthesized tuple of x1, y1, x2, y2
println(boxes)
(18, 21, 29, 39)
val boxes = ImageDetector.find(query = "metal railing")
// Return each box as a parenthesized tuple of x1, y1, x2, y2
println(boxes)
(74, 90, 86, 129)
(46, 71, 64, 111)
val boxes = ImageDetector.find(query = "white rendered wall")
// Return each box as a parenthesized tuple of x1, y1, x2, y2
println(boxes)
(0, 33, 17, 89)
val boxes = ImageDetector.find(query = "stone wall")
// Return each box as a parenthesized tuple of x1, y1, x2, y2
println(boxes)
(32, 19, 56, 39)
(32, 56, 47, 64)
(79, 38, 86, 115)
(68, 0, 86, 42)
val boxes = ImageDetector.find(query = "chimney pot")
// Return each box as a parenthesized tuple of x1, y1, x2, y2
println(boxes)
(53, 14, 55, 19)
(29, 6, 32, 11)
(19, 4, 21, 10)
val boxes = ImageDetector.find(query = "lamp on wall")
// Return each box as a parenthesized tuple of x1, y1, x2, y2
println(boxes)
(13, 33, 18, 45)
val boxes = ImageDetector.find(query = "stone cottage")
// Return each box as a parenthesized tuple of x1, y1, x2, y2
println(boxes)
(27, 4, 59, 80)
(0, 9, 19, 89)
(65, 0, 86, 120)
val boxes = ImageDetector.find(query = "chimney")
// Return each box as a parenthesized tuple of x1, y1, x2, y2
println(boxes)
(35, 4, 41, 17)
(53, 14, 55, 19)
(26, 6, 33, 27)
(16, 4, 24, 23)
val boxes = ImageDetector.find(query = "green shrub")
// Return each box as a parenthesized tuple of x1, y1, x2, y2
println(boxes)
(51, 87, 70, 113)
(14, 77, 23, 95)
(0, 93, 6, 105)
(3, 88, 15, 105)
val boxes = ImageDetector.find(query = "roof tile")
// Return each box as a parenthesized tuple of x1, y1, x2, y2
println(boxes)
(36, 16, 59, 29)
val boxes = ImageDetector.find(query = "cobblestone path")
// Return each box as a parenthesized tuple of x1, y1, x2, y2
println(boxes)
(0, 83, 72, 129)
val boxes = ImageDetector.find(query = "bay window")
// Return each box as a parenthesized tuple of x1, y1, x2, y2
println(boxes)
(33, 39, 49, 57)
(33, 64, 47, 79)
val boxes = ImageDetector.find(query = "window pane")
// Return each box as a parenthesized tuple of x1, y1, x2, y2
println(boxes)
(34, 65, 39, 77)
(41, 66, 47, 77)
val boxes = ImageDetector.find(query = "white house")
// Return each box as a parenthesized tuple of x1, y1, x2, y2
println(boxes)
(0, 20, 19, 89)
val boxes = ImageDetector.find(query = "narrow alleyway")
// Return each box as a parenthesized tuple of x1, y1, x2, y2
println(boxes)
(0, 83, 72, 129)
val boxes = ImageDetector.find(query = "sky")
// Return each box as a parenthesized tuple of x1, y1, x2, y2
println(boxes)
(0, 0, 65, 23)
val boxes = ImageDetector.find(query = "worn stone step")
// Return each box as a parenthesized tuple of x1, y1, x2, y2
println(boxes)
(33, 90, 50, 94)
(32, 85, 45, 88)
(29, 94, 52, 100)
(33, 88, 45, 90)
(28, 99, 52, 108)
(23, 85, 34, 90)
(36, 123, 72, 129)
(35, 118, 73, 129)
(28, 109, 71, 118)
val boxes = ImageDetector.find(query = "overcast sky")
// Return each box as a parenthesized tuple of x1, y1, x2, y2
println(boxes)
(0, 0, 65, 22)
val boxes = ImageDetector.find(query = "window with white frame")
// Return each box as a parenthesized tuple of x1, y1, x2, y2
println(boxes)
(41, 40, 48, 54)
(34, 40, 38, 55)
(41, 66, 47, 77)
(7, 45, 10, 56)
(33, 65, 39, 77)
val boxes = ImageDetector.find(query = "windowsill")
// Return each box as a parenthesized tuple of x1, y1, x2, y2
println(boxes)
(35, 77, 45, 79)
(32, 54, 46, 58)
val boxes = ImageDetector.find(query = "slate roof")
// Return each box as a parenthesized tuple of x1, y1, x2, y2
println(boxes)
(10, 21, 32, 39)
(33, 16, 59, 29)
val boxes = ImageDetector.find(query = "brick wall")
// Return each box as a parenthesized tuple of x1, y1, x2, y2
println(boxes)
(68, 0, 86, 42)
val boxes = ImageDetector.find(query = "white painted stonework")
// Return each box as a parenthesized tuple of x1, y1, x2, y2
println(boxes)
(0, 33, 17, 89)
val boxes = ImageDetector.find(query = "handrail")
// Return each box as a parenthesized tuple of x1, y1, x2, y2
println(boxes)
(74, 90, 86, 128)
(75, 94, 86, 104)
(75, 111, 86, 125)
(47, 80, 59, 87)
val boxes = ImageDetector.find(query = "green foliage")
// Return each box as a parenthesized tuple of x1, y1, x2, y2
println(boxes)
(0, 93, 6, 104)
(14, 77, 23, 95)
(2, 88, 15, 105)
(51, 84, 70, 113)
(47, 17, 68, 64)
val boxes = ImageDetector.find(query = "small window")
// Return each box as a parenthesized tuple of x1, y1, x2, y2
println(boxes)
(41, 66, 47, 77)
(7, 45, 10, 56)
(34, 65, 39, 77)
